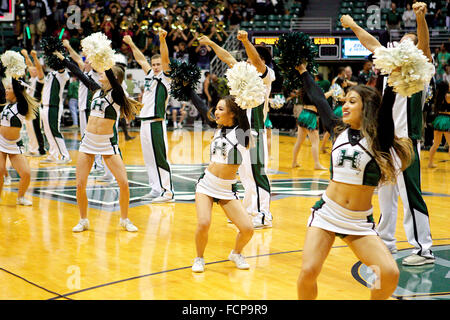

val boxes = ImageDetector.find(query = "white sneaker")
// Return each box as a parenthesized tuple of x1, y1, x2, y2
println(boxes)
(17, 197, 32, 206)
(252, 214, 272, 229)
(142, 191, 160, 200)
(151, 195, 174, 203)
(3, 176, 11, 185)
(228, 251, 250, 270)
(192, 257, 205, 273)
(120, 218, 138, 232)
(72, 219, 89, 232)
(402, 254, 435, 266)
(40, 156, 58, 164)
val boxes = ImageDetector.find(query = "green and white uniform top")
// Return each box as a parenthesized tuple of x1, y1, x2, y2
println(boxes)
(247, 65, 275, 131)
(140, 69, 171, 120)
(210, 126, 246, 165)
(330, 128, 381, 187)
(383, 77, 429, 140)
(0, 103, 26, 128)
(89, 89, 121, 122)
(42, 70, 69, 107)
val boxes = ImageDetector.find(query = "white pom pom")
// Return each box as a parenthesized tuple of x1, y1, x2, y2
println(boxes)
(270, 95, 286, 109)
(373, 39, 435, 97)
(225, 62, 266, 110)
(81, 32, 116, 72)
(1, 51, 26, 79)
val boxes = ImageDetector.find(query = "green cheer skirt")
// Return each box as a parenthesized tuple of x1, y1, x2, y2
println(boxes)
(297, 109, 318, 131)
(432, 113, 450, 132)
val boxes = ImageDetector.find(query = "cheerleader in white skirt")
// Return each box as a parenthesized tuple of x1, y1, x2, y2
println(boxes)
(189, 90, 254, 273)
(53, 50, 142, 233)
(295, 63, 414, 300)
(0, 57, 39, 206)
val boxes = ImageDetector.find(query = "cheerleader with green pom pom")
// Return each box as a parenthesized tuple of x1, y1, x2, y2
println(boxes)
(428, 81, 450, 168)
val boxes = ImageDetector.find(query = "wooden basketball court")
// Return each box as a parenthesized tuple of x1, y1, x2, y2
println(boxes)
(0, 127, 448, 300)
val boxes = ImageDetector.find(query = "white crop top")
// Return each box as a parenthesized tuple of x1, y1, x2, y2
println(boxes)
(89, 89, 121, 122)
(0, 103, 26, 128)
(330, 128, 381, 186)
(210, 126, 246, 165)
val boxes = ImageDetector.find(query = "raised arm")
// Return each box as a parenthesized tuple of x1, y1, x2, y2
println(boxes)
(21, 49, 34, 69)
(54, 51, 101, 92)
(189, 88, 216, 128)
(198, 35, 237, 68)
(296, 64, 341, 134)
(30, 50, 44, 80)
(123, 35, 152, 74)
(158, 29, 170, 73)
(341, 15, 383, 53)
(413, 2, 432, 62)
(63, 39, 85, 70)
(236, 30, 266, 74)
(378, 85, 396, 152)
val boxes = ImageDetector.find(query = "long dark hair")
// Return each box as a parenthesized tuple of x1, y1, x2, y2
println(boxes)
(434, 81, 449, 112)
(208, 95, 251, 148)
(338, 85, 413, 184)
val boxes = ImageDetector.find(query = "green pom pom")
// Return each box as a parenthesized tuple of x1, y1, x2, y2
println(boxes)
(275, 32, 319, 92)
(168, 60, 201, 102)
(41, 37, 67, 70)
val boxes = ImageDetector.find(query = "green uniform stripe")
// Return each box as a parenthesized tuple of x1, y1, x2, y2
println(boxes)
(249, 131, 270, 193)
(155, 82, 168, 119)
(49, 78, 61, 106)
(408, 91, 424, 140)
(150, 121, 171, 172)
(251, 104, 265, 131)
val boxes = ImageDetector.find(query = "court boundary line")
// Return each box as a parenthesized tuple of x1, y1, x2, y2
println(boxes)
(0, 267, 72, 300)
(46, 239, 450, 300)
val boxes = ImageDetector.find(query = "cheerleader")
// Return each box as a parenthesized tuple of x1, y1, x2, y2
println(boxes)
(428, 80, 450, 168)
(291, 88, 326, 170)
(0, 59, 39, 206)
(189, 89, 254, 273)
(295, 63, 414, 299)
(53, 50, 142, 232)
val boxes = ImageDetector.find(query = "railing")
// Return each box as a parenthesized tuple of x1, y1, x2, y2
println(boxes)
(389, 27, 449, 50)
(209, 26, 241, 77)
(290, 17, 332, 32)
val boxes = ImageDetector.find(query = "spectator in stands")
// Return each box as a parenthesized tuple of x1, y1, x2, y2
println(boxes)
(444, 64, 450, 83)
(402, 3, 417, 30)
(386, 2, 402, 30)
(357, 60, 376, 85)
(446, 0, 450, 29)
(27, 0, 45, 48)
(195, 43, 213, 70)
(315, 73, 331, 93)
(203, 72, 220, 108)
(344, 66, 358, 86)
(173, 41, 190, 63)
(125, 73, 135, 98)
(437, 43, 450, 81)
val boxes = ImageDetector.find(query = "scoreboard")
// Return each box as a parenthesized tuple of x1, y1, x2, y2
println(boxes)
(251, 34, 374, 61)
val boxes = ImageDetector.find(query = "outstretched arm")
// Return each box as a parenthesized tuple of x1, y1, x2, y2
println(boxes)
(296, 64, 341, 134)
(236, 30, 266, 74)
(341, 15, 382, 53)
(198, 35, 237, 68)
(123, 35, 152, 74)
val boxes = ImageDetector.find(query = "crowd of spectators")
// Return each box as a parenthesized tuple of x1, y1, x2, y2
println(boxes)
(14, 0, 290, 69)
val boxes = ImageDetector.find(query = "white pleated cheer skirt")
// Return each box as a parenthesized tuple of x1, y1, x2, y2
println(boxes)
(307, 192, 378, 237)
(79, 131, 119, 155)
(0, 134, 24, 154)
(196, 169, 239, 201)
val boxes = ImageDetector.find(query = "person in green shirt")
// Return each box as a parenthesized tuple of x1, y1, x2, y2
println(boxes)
(67, 75, 79, 127)
(436, 43, 450, 81)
